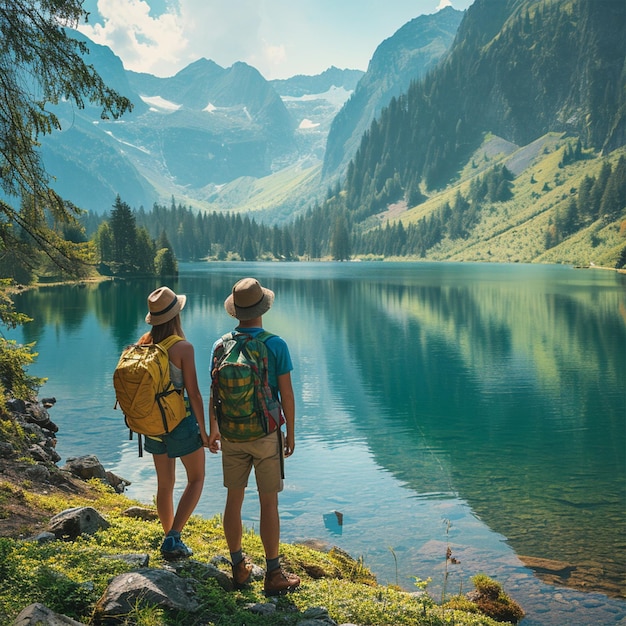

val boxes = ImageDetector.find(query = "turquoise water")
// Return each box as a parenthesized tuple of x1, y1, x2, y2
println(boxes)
(9, 262, 626, 625)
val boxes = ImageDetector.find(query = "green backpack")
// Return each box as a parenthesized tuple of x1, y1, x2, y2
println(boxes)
(113, 335, 187, 440)
(211, 331, 283, 442)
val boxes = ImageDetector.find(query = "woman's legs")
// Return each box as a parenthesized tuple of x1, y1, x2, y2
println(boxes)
(153, 446, 205, 534)
(171, 446, 205, 533)
(152, 452, 176, 533)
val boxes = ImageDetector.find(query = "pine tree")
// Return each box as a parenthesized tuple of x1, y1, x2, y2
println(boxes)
(0, 0, 131, 277)
(109, 196, 137, 268)
(330, 215, 351, 261)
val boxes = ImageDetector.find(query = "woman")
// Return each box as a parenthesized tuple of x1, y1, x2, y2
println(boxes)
(138, 286, 213, 560)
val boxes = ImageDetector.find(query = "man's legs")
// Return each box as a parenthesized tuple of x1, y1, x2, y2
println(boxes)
(258, 489, 300, 595)
(224, 487, 254, 586)
(223, 487, 246, 552)
(258, 490, 280, 561)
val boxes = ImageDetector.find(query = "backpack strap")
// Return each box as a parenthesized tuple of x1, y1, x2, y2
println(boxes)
(158, 334, 184, 351)
(256, 330, 275, 344)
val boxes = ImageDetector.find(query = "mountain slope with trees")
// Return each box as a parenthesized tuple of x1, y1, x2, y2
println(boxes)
(343, 0, 625, 219)
(323, 6, 464, 179)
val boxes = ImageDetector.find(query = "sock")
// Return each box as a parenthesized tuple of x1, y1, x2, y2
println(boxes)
(266, 556, 280, 572)
(166, 529, 181, 539)
(230, 549, 244, 566)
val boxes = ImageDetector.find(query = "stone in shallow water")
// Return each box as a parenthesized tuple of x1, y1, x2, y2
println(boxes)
(519, 555, 576, 575)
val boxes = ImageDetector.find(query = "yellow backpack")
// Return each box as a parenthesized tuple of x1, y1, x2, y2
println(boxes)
(113, 335, 186, 444)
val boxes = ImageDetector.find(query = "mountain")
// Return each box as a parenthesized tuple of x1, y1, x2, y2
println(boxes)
(344, 0, 626, 216)
(269, 66, 363, 97)
(267, 67, 364, 168)
(319, 0, 626, 267)
(322, 6, 464, 179)
(38, 33, 358, 213)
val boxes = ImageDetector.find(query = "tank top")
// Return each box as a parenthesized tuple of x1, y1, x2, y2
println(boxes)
(170, 362, 184, 390)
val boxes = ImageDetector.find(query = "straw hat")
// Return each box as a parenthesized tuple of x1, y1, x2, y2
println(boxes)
(224, 277, 274, 321)
(145, 286, 187, 325)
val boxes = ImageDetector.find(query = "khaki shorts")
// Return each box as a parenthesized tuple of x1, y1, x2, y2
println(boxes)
(221, 431, 283, 493)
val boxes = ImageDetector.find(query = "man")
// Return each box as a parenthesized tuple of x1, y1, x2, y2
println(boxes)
(208, 277, 300, 596)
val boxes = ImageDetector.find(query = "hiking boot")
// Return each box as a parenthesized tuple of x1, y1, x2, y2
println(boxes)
(264, 567, 301, 596)
(160, 535, 193, 560)
(232, 555, 253, 588)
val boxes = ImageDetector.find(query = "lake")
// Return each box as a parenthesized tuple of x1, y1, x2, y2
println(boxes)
(8, 261, 626, 626)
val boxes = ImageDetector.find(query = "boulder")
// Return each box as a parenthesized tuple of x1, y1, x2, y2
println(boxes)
(47, 506, 110, 540)
(61, 455, 107, 481)
(11, 602, 83, 625)
(122, 506, 159, 521)
(166, 558, 238, 592)
(92, 568, 199, 623)
(105, 471, 131, 493)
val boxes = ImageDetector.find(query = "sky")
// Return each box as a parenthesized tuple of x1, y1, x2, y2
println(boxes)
(78, 0, 475, 80)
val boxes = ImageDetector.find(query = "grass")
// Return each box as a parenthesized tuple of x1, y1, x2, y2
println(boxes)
(0, 479, 516, 625)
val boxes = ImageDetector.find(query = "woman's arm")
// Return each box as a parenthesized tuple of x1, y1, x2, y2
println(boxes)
(174, 341, 209, 446)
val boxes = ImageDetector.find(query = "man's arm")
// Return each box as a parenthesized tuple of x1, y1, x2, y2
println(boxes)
(278, 372, 295, 456)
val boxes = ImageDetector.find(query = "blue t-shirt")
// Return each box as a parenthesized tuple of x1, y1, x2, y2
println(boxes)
(210, 327, 293, 394)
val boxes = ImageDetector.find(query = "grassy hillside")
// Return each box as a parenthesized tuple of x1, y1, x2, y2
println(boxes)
(384, 134, 626, 267)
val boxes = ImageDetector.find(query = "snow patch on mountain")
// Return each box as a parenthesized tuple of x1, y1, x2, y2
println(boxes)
(281, 85, 352, 108)
(299, 119, 320, 130)
(139, 95, 182, 111)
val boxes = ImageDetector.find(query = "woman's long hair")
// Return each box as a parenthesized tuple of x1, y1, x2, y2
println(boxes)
(138, 315, 185, 345)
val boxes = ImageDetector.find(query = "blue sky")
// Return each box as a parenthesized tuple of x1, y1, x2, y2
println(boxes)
(78, 0, 474, 79)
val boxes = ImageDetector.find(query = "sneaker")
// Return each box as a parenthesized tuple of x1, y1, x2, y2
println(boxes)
(232, 555, 253, 588)
(264, 567, 301, 596)
(160, 535, 193, 560)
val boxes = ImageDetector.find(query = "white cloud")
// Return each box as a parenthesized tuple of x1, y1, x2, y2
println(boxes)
(79, 0, 475, 79)
(79, 0, 189, 76)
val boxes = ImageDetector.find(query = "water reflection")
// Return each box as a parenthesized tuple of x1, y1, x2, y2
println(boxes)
(9, 263, 626, 615)
(303, 265, 626, 598)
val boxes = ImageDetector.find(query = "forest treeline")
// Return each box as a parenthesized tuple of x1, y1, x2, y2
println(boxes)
(80, 151, 626, 270)
(75, 149, 626, 275)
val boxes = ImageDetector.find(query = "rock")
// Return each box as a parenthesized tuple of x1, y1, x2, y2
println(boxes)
(519, 555, 576, 575)
(298, 538, 332, 552)
(7, 398, 26, 414)
(0, 441, 15, 458)
(105, 471, 131, 493)
(92, 568, 199, 623)
(24, 464, 50, 482)
(40, 439, 61, 463)
(61, 455, 107, 481)
(165, 559, 236, 592)
(248, 602, 277, 616)
(47, 506, 110, 540)
(11, 602, 83, 625)
(323, 510, 344, 534)
(122, 506, 158, 521)
(301, 606, 338, 625)
(27, 445, 50, 463)
(104, 553, 150, 568)
(28, 531, 57, 544)
(24, 402, 58, 433)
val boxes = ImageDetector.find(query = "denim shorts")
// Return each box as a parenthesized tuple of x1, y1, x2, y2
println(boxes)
(143, 411, 202, 458)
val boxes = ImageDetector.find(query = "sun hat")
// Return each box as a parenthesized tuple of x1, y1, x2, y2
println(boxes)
(145, 286, 187, 325)
(224, 277, 274, 321)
